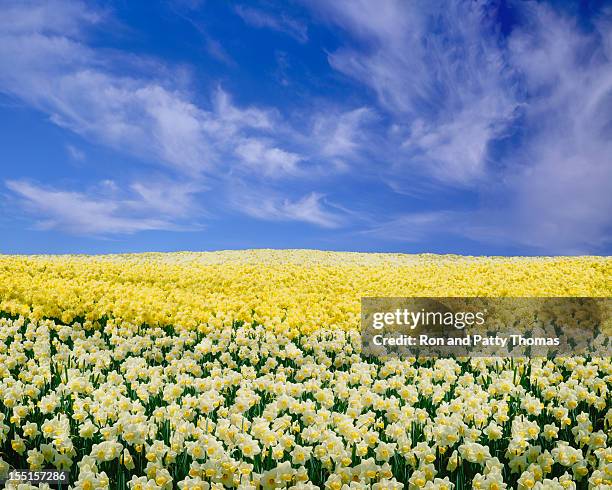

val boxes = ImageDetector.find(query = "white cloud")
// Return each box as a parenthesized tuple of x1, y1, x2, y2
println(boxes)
(360, 211, 458, 243)
(129, 179, 205, 218)
(402, 97, 515, 185)
(65, 144, 85, 162)
(210, 87, 274, 132)
(0, 26, 201, 173)
(6, 0, 608, 250)
(0, 3, 289, 177)
(235, 5, 308, 43)
(235, 190, 343, 228)
(5, 180, 193, 235)
(235, 138, 302, 177)
(1, 1, 345, 234)
(315, 0, 611, 251)
(311, 107, 376, 169)
(500, 4, 612, 251)
(281, 193, 342, 228)
(204, 37, 236, 67)
(0, 0, 102, 36)
(311, 0, 518, 186)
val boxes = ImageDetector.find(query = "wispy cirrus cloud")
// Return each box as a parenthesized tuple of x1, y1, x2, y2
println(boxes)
(65, 144, 85, 162)
(203, 36, 236, 67)
(501, 3, 612, 251)
(310, 107, 377, 170)
(309, 0, 612, 252)
(359, 211, 459, 243)
(234, 138, 302, 177)
(2, 0, 610, 252)
(235, 5, 308, 43)
(0, 0, 347, 235)
(6, 179, 203, 234)
(0, 27, 274, 178)
(232, 187, 344, 228)
(312, 0, 519, 186)
(0, 0, 102, 36)
(0, 0, 303, 181)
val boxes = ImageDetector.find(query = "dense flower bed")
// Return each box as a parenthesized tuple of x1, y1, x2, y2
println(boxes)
(0, 251, 609, 333)
(0, 251, 610, 489)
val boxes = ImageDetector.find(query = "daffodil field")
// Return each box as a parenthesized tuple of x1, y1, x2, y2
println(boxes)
(0, 250, 610, 490)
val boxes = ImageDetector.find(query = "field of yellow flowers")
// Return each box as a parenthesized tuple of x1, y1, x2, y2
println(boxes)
(0, 250, 610, 489)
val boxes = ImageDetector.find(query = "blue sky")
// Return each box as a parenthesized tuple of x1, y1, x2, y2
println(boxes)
(1, 0, 611, 255)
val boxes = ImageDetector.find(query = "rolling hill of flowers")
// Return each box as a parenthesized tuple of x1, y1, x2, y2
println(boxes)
(0, 250, 610, 489)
